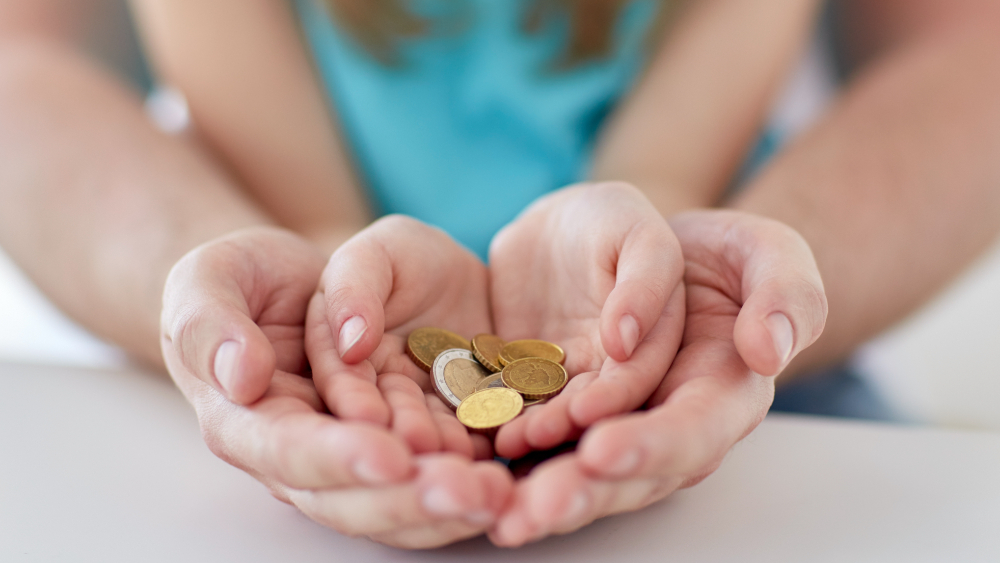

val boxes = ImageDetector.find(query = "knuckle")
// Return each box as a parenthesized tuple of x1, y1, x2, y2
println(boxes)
(589, 180, 642, 199)
(370, 214, 432, 240)
(323, 282, 357, 312)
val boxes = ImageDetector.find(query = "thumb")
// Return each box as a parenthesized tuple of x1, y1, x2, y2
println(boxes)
(161, 228, 324, 404)
(600, 217, 684, 362)
(719, 214, 828, 376)
(318, 230, 394, 366)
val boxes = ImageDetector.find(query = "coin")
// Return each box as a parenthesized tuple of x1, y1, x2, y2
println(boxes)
(475, 372, 506, 392)
(471, 334, 505, 373)
(498, 339, 565, 366)
(501, 358, 568, 400)
(457, 388, 524, 431)
(431, 349, 488, 409)
(406, 327, 470, 373)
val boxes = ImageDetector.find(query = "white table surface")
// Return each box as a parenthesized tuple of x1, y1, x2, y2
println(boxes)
(2, 360, 999, 562)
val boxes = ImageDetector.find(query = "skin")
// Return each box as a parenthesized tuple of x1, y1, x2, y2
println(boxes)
(490, 184, 686, 456)
(490, 209, 826, 546)
(594, 0, 1000, 377)
(2, 0, 998, 549)
(161, 227, 512, 548)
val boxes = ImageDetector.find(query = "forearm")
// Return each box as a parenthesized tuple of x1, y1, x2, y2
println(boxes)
(731, 20, 1000, 376)
(0, 39, 274, 366)
(591, 0, 820, 214)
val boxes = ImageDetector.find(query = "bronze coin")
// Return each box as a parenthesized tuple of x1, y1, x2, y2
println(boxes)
(471, 334, 505, 373)
(498, 339, 565, 366)
(501, 357, 568, 400)
(406, 327, 470, 373)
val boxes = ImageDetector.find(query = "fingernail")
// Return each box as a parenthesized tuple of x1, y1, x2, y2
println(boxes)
(422, 486, 464, 518)
(766, 312, 794, 367)
(607, 448, 642, 477)
(338, 316, 367, 358)
(352, 458, 393, 486)
(560, 491, 589, 528)
(619, 314, 640, 358)
(214, 340, 241, 394)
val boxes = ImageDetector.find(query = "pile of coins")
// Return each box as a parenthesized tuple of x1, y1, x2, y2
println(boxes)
(405, 328, 568, 433)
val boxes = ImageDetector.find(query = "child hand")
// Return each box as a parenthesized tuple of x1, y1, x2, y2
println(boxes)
(306, 215, 494, 460)
(488, 183, 686, 459)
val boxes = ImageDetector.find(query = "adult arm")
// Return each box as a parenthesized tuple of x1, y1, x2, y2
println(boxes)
(593, 0, 1000, 377)
(734, 0, 1000, 375)
(129, 0, 371, 246)
(592, 0, 822, 213)
(0, 21, 271, 366)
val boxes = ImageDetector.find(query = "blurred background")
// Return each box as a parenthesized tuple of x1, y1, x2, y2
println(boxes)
(1, 0, 997, 431)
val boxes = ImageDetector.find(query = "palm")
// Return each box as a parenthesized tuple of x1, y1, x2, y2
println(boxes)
(489, 184, 685, 458)
(487, 210, 828, 547)
(305, 216, 494, 457)
(490, 213, 609, 376)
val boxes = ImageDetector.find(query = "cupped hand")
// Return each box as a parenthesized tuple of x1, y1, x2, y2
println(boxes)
(161, 227, 511, 549)
(305, 215, 495, 460)
(489, 209, 828, 546)
(490, 183, 686, 458)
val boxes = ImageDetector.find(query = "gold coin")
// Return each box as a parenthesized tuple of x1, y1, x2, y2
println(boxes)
(457, 388, 524, 431)
(432, 349, 488, 410)
(406, 327, 470, 373)
(475, 372, 506, 392)
(471, 334, 505, 373)
(501, 358, 568, 400)
(499, 339, 565, 366)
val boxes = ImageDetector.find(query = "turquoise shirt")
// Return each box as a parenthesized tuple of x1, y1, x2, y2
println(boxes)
(298, 0, 658, 258)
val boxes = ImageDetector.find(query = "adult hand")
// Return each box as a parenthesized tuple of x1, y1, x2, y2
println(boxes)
(161, 227, 511, 549)
(489, 209, 827, 546)
(306, 215, 496, 459)
(490, 183, 686, 458)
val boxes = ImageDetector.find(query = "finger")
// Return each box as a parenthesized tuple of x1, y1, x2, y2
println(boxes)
(190, 382, 415, 490)
(369, 461, 513, 549)
(494, 371, 595, 459)
(319, 225, 395, 365)
(470, 434, 495, 461)
(736, 274, 827, 377)
(426, 395, 476, 459)
(571, 286, 684, 427)
(379, 374, 442, 454)
(161, 228, 323, 405)
(672, 211, 828, 376)
(576, 337, 774, 481)
(291, 455, 512, 540)
(489, 454, 677, 547)
(369, 520, 486, 550)
(306, 292, 391, 425)
(599, 216, 684, 362)
(320, 215, 489, 366)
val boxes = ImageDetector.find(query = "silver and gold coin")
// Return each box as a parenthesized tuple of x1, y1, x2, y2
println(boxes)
(475, 372, 506, 392)
(431, 348, 489, 410)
